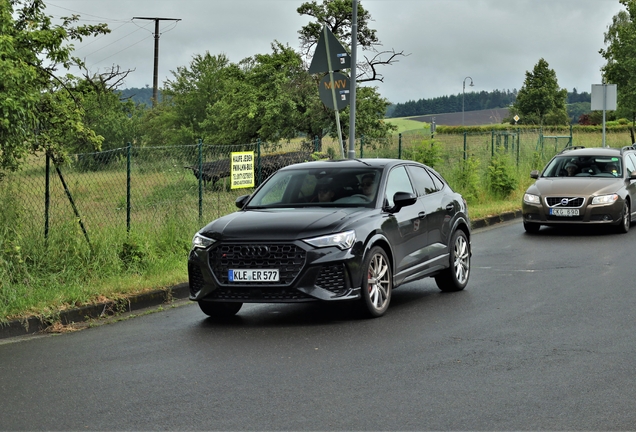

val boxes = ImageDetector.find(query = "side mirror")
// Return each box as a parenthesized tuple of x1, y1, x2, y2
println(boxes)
(388, 192, 417, 213)
(235, 194, 250, 209)
(530, 170, 540, 179)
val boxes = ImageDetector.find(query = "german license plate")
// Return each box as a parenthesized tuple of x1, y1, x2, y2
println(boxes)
(550, 208, 579, 216)
(229, 269, 279, 282)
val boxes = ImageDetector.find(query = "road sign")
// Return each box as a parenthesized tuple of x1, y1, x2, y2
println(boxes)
(308, 26, 351, 74)
(319, 72, 350, 110)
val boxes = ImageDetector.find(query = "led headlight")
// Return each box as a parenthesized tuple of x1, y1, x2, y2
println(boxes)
(591, 194, 619, 205)
(523, 193, 540, 205)
(192, 233, 215, 249)
(303, 230, 355, 250)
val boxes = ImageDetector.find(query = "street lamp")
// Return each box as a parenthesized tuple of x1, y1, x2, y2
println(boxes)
(462, 76, 474, 126)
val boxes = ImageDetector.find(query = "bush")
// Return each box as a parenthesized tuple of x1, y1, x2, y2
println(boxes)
(487, 150, 517, 198)
(403, 139, 443, 169)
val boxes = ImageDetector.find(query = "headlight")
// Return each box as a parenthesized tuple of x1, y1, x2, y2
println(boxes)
(523, 193, 540, 204)
(591, 194, 619, 205)
(192, 233, 215, 249)
(303, 230, 356, 250)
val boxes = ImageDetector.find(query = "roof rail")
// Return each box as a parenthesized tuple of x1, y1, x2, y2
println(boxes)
(559, 146, 585, 154)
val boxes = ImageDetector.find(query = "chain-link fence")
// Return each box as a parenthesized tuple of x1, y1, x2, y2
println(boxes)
(2, 127, 625, 254)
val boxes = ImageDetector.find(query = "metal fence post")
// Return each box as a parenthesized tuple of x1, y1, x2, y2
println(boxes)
(198, 138, 203, 222)
(257, 138, 262, 185)
(398, 133, 402, 159)
(360, 135, 364, 158)
(126, 142, 131, 233)
(491, 129, 495, 157)
(463, 132, 467, 161)
(45, 152, 50, 242)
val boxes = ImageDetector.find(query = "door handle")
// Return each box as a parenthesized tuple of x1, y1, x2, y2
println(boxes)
(418, 211, 426, 218)
(445, 204, 455, 212)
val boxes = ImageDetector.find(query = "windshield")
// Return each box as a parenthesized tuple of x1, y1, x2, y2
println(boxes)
(542, 155, 623, 178)
(245, 167, 383, 209)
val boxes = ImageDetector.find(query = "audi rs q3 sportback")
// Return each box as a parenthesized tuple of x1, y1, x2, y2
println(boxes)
(188, 158, 471, 319)
(522, 146, 636, 234)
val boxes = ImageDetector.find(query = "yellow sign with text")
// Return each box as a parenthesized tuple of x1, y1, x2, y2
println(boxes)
(230, 151, 255, 189)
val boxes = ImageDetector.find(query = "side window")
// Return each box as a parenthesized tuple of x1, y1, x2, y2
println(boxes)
(427, 169, 445, 191)
(385, 166, 415, 207)
(627, 154, 636, 175)
(406, 165, 437, 196)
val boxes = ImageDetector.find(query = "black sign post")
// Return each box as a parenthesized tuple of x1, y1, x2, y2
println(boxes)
(309, 26, 351, 158)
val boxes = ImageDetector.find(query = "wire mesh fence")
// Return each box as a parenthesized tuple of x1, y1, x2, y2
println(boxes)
(1, 127, 625, 255)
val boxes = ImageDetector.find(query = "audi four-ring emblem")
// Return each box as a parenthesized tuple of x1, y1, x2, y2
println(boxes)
(239, 245, 269, 257)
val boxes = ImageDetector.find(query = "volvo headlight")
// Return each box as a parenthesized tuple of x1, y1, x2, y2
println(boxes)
(523, 193, 540, 205)
(591, 194, 619, 205)
(192, 233, 215, 249)
(303, 230, 356, 250)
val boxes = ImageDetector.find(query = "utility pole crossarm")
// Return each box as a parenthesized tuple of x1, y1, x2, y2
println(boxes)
(132, 17, 181, 107)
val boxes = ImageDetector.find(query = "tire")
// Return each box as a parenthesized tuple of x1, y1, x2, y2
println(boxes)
(523, 222, 541, 233)
(617, 200, 630, 234)
(198, 301, 242, 318)
(435, 230, 470, 292)
(360, 246, 392, 318)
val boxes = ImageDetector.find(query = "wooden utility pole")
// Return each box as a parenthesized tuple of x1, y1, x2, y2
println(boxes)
(132, 17, 181, 107)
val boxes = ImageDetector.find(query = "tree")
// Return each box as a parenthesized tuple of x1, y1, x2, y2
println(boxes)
(509, 58, 568, 126)
(203, 43, 320, 145)
(600, 0, 636, 142)
(0, 0, 109, 174)
(297, 0, 407, 83)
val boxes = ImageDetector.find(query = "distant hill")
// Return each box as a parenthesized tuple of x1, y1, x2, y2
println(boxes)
(408, 108, 510, 126)
(118, 87, 160, 107)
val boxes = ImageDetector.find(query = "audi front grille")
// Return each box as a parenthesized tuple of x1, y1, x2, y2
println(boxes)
(210, 243, 307, 286)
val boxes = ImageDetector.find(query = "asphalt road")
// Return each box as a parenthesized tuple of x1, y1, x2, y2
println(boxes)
(1, 220, 636, 430)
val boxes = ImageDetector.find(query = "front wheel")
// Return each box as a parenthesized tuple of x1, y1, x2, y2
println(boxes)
(435, 230, 470, 292)
(360, 246, 392, 318)
(198, 301, 242, 318)
(617, 200, 631, 234)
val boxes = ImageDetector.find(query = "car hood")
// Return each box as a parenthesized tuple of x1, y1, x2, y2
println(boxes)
(528, 177, 624, 196)
(199, 208, 370, 241)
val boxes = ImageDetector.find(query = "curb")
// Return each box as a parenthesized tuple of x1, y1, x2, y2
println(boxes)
(0, 211, 522, 341)
(0, 283, 191, 340)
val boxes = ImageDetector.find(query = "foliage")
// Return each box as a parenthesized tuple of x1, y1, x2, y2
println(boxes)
(297, 0, 405, 83)
(487, 150, 518, 198)
(450, 156, 481, 204)
(402, 139, 443, 169)
(390, 89, 518, 118)
(508, 58, 568, 126)
(600, 0, 636, 141)
(0, 0, 109, 174)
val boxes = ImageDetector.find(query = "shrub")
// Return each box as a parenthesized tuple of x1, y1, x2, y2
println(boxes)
(487, 150, 518, 198)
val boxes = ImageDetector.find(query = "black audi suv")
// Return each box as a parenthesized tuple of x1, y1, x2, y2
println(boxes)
(188, 158, 471, 318)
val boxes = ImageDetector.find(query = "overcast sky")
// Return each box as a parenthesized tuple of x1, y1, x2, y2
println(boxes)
(44, 0, 623, 105)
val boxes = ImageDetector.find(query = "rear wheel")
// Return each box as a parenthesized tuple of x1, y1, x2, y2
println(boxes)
(360, 246, 392, 318)
(617, 200, 630, 234)
(435, 230, 470, 292)
(523, 222, 541, 233)
(198, 301, 242, 318)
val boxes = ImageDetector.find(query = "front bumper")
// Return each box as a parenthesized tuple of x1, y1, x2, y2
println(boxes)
(522, 198, 624, 226)
(188, 240, 363, 303)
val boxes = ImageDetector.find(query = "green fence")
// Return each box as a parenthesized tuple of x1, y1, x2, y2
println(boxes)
(2, 127, 622, 254)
